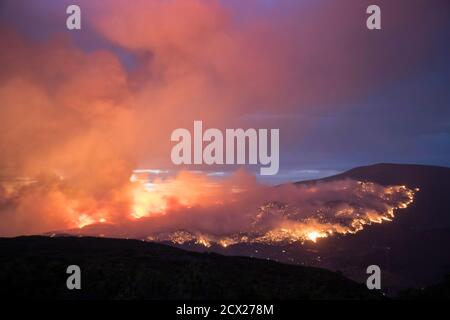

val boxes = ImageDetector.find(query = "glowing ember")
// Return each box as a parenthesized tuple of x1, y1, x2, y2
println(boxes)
(306, 231, 326, 243)
(78, 214, 95, 229)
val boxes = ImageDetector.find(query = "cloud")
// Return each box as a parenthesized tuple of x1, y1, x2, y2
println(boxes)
(0, 0, 445, 235)
(0, 27, 138, 235)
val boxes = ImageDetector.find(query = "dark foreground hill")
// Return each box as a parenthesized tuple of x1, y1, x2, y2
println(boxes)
(0, 236, 380, 300)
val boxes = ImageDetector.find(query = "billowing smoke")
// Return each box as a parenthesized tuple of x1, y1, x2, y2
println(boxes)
(0, 0, 436, 238)
(0, 25, 141, 235)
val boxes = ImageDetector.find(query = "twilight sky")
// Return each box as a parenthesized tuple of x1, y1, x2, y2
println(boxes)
(1, 0, 449, 184)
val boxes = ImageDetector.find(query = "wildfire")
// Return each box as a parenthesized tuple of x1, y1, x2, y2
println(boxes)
(131, 179, 417, 247)
(3, 170, 416, 246)
(196, 237, 211, 247)
(305, 231, 327, 243)
(77, 214, 95, 229)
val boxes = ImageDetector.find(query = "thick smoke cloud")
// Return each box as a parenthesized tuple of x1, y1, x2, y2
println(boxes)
(0, 0, 439, 236)
(0, 27, 138, 235)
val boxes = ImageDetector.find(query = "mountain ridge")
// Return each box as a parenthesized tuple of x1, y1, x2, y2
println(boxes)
(296, 163, 450, 187)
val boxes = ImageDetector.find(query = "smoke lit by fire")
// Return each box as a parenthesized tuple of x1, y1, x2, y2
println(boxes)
(0, 0, 433, 244)
(0, 168, 415, 246)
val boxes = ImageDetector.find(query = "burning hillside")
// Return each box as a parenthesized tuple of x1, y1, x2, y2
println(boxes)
(34, 171, 416, 246)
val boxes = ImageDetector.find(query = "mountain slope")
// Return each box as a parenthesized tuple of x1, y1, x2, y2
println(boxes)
(0, 236, 380, 299)
(292, 163, 450, 291)
(299, 163, 450, 228)
(307, 163, 450, 186)
(194, 164, 450, 293)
